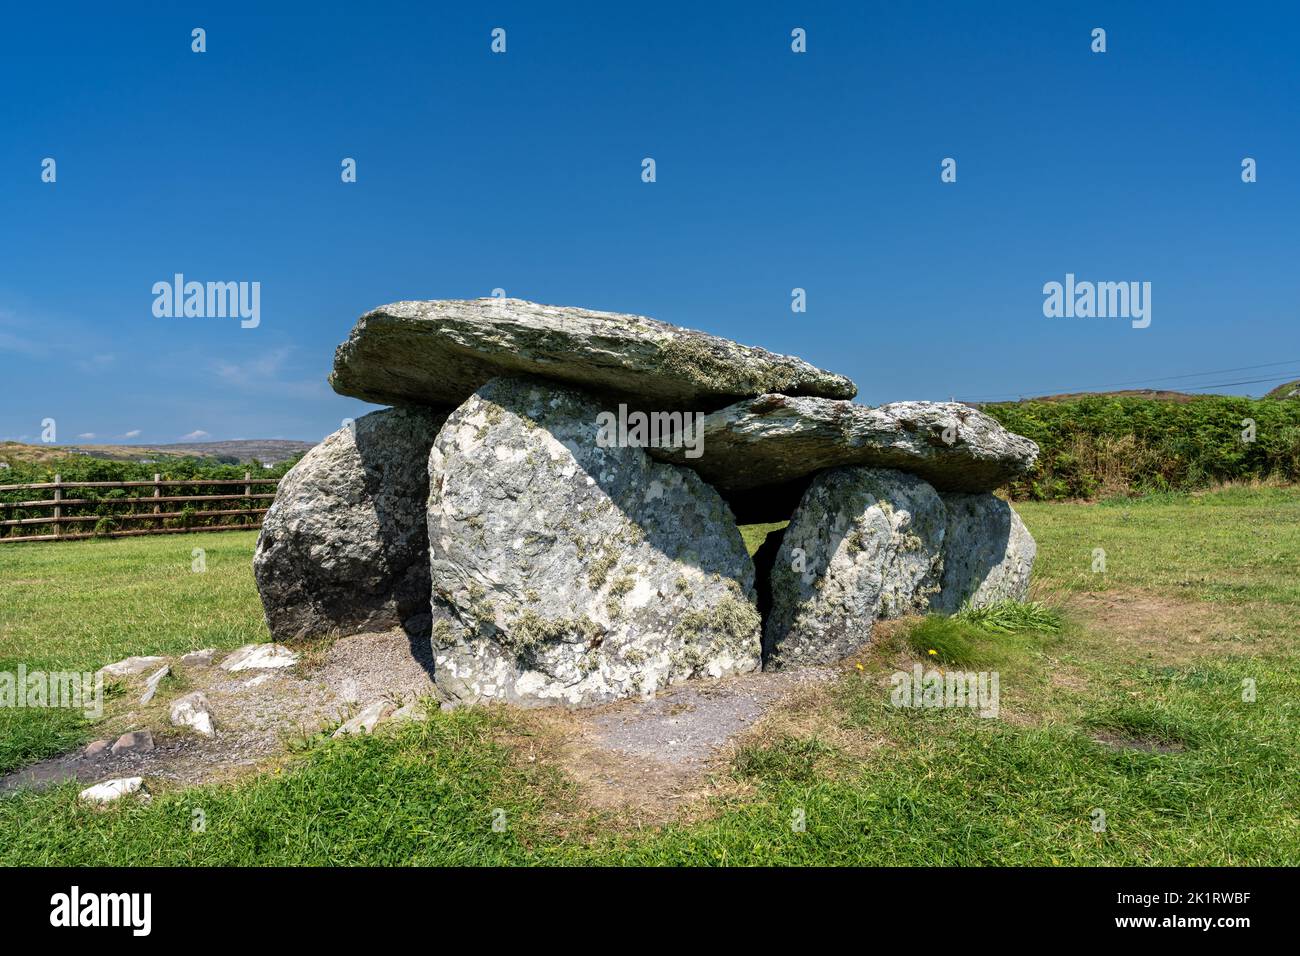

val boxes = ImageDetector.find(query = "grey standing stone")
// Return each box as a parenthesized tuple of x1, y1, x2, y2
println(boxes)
(330, 298, 857, 410)
(765, 468, 946, 669)
(931, 493, 1036, 614)
(253, 406, 448, 641)
(428, 377, 761, 706)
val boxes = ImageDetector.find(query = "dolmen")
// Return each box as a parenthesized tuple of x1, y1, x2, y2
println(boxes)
(254, 298, 1039, 706)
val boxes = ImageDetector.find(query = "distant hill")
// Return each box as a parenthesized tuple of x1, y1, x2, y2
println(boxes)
(0, 439, 314, 468)
(983, 384, 1300, 406)
(1007, 388, 1211, 404)
(1264, 379, 1300, 400)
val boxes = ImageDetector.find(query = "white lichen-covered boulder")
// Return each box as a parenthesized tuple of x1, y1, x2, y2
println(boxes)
(253, 406, 448, 641)
(765, 468, 947, 669)
(428, 377, 762, 706)
(930, 493, 1036, 613)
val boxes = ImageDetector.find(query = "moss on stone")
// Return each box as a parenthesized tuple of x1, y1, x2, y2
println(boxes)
(431, 618, 456, 648)
(502, 610, 602, 658)
(673, 595, 761, 653)
(587, 546, 619, 589)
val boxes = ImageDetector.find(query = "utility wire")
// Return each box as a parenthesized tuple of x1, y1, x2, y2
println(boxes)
(961, 364, 1300, 403)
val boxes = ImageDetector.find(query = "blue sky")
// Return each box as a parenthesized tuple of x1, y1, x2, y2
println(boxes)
(2, 1, 1297, 444)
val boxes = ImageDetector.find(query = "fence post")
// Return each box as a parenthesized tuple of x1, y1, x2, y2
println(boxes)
(243, 470, 252, 526)
(153, 473, 162, 530)
(52, 473, 62, 538)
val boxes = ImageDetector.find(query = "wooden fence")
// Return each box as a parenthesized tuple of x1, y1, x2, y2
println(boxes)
(0, 473, 281, 543)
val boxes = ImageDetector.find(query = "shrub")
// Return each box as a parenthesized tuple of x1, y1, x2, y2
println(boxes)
(983, 396, 1300, 500)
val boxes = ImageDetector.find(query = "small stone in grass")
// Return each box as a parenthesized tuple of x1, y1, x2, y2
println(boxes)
(219, 644, 299, 672)
(139, 665, 170, 705)
(332, 700, 396, 738)
(110, 730, 155, 755)
(170, 692, 215, 737)
(96, 656, 168, 680)
(79, 777, 148, 806)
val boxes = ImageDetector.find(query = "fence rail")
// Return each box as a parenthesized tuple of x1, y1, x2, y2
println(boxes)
(0, 473, 282, 543)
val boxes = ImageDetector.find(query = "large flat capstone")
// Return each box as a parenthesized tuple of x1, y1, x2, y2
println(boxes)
(650, 395, 1039, 493)
(330, 298, 857, 411)
(427, 376, 762, 706)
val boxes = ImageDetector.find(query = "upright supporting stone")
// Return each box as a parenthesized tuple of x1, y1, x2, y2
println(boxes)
(765, 468, 946, 669)
(428, 376, 762, 706)
(253, 406, 448, 641)
(930, 493, 1036, 614)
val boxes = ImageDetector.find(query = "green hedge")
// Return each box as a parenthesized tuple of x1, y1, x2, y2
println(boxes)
(982, 397, 1300, 500)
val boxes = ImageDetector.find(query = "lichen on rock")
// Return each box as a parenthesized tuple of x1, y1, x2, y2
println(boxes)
(427, 376, 762, 706)
(765, 467, 947, 669)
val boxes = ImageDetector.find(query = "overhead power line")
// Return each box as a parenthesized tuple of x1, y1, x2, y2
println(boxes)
(960, 362, 1300, 403)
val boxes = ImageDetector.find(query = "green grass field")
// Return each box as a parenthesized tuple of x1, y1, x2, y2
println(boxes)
(1, 487, 1298, 865)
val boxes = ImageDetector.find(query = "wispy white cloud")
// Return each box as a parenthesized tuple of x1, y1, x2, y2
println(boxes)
(0, 308, 49, 355)
(122, 429, 142, 439)
(76, 353, 116, 372)
(77, 432, 96, 440)
(213, 348, 292, 387)
(179, 430, 210, 441)
(211, 347, 327, 400)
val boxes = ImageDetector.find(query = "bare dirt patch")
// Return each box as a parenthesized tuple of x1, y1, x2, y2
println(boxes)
(518, 667, 837, 825)
(2, 624, 841, 826)
(0, 629, 438, 795)
(1063, 588, 1247, 664)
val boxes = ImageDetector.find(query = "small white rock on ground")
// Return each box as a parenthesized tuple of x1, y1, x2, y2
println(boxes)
(96, 656, 168, 680)
(332, 699, 396, 738)
(79, 777, 148, 805)
(180, 648, 218, 667)
(139, 665, 170, 704)
(219, 644, 299, 672)
(388, 699, 426, 723)
(170, 692, 215, 736)
(110, 730, 154, 754)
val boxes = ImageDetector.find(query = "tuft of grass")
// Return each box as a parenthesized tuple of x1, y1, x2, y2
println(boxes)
(903, 616, 983, 667)
(956, 599, 1062, 634)
(733, 736, 832, 785)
